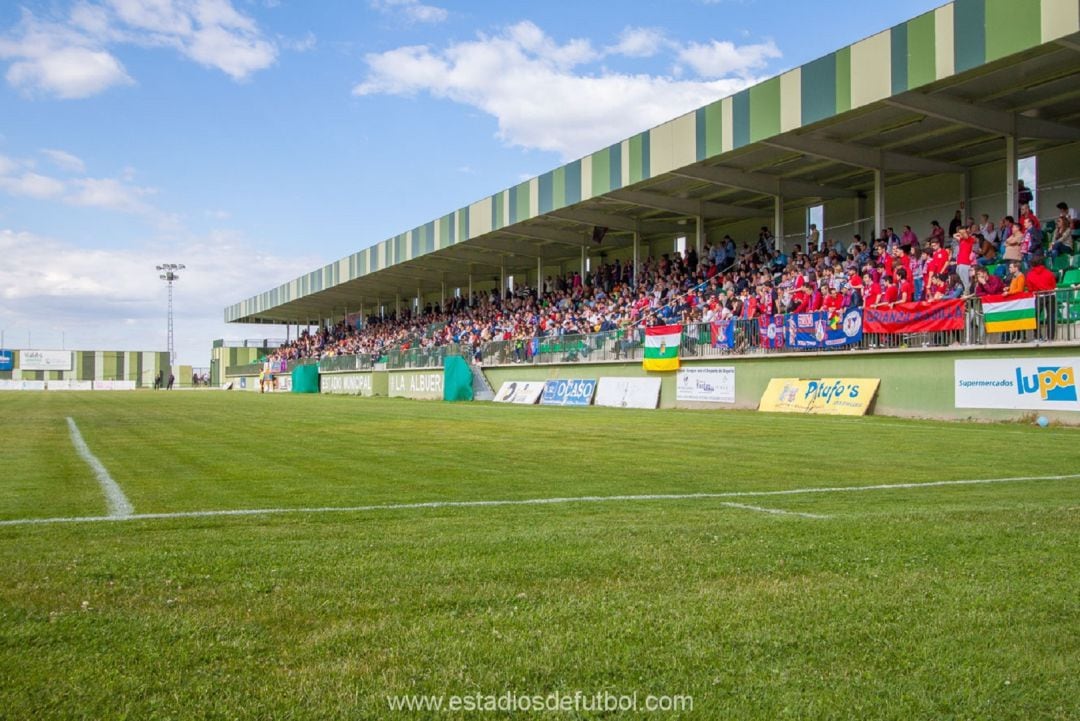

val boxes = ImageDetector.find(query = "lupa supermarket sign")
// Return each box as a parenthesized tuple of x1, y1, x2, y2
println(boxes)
(955, 358, 1079, 411)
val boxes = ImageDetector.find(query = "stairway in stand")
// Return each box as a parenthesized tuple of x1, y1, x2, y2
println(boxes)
(470, 364, 495, 401)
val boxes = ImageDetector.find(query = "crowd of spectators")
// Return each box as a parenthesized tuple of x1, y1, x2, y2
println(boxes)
(268, 200, 1075, 365)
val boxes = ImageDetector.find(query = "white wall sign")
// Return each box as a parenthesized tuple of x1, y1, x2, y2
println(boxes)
(20, 349, 73, 371)
(676, 367, 736, 403)
(321, 373, 373, 396)
(46, 380, 93, 391)
(92, 380, 136, 391)
(0, 380, 46, 391)
(493, 380, 545, 404)
(595, 377, 662, 409)
(955, 357, 1080, 412)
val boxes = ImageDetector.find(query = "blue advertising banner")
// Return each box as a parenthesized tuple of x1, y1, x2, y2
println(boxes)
(785, 310, 863, 349)
(0, 350, 12, 372)
(541, 378, 597, 406)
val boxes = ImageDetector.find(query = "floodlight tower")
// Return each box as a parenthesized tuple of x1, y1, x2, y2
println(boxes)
(156, 263, 185, 367)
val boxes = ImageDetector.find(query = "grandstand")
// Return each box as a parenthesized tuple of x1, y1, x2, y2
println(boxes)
(223, 0, 1080, 421)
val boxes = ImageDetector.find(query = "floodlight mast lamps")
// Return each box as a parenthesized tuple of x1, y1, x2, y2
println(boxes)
(156, 263, 185, 367)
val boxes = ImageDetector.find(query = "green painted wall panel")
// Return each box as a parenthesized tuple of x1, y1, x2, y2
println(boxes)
(552, 166, 566, 209)
(538, 172, 554, 214)
(891, 23, 909, 93)
(564, 159, 581, 204)
(457, 208, 469, 244)
(591, 148, 611, 197)
(732, 89, 750, 148)
(695, 107, 707, 160)
(835, 47, 851, 113)
(629, 132, 650, 183)
(704, 101, 723, 157)
(801, 53, 837, 125)
(954, 0, 986, 72)
(491, 192, 505, 230)
(906, 12, 936, 88)
(514, 181, 530, 223)
(748, 77, 780, 143)
(985, 0, 1040, 61)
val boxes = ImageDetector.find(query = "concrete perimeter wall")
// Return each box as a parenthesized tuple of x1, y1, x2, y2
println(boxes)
(482, 345, 1080, 423)
(224, 344, 1080, 423)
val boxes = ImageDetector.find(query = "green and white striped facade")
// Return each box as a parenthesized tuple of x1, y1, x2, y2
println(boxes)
(226, 0, 1080, 324)
(0, 350, 171, 388)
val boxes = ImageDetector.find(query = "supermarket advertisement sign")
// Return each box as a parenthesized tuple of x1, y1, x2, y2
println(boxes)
(955, 358, 1079, 411)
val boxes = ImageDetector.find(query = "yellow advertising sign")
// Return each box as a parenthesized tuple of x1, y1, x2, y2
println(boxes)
(759, 378, 880, 416)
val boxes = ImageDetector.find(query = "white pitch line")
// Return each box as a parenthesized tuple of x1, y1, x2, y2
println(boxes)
(719, 502, 830, 519)
(66, 417, 133, 518)
(2, 472, 1077, 529)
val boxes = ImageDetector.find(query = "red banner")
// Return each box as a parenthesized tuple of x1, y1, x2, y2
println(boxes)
(864, 299, 965, 334)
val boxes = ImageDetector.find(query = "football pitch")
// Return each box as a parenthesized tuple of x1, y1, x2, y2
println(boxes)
(1, 392, 1077, 719)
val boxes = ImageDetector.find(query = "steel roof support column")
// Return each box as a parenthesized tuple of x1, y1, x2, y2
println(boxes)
(695, 214, 703, 255)
(632, 228, 640, 291)
(580, 246, 586, 280)
(873, 168, 886, 240)
(961, 169, 971, 223)
(1005, 135, 1018, 219)
(773, 196, 784, 253)
(536, 256, 542, 292)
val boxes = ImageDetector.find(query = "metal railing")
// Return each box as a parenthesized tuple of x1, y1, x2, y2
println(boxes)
(213, 338, 286, 349)
(224, 357, 317, 377)
(319, 353, 377, 373)
(225, 288, 1080, 374)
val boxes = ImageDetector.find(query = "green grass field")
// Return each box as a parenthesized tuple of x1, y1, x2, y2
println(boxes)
(1, 392, 1077, 720)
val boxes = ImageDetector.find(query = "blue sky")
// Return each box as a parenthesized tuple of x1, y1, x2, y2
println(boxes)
(0, 0, 943, 365)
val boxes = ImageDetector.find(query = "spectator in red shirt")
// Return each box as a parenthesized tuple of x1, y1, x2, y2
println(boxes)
(974, 267, 1005, 298)
(1025, 255, 1057, 341)
(954, 228, 976, 294)
(926, 272, 948, 300)
(824, 286, 844, 313)
(881, 275, 899, 305)
(896, 268, 915, 304)
(1026, 258, 1056, 293)
(927, 237, 951, 278)
(865, 276, 883, 306)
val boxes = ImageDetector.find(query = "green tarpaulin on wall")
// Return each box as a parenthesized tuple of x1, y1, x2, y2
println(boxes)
(291, 364, 320, 393)
(443, 355, 473, 402)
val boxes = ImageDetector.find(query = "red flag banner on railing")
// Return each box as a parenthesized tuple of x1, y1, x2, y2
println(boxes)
(863, 299, 965, 334)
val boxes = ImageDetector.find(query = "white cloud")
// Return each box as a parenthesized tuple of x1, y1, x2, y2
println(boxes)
(0, 1, 277, 98)
(676, 39, 780, 78)
(371, 0, 449, 24)
(0, 12, 134, 99)
(42, 148, 87, 173)
(0, 152, 163, 216)
(0, 227, 322, 364)
(66, 177, 156, 213)
(608, 27, 666, 58)
(0, 172, 67, 199)
(279, 31, 316, 53)
(353, 21, 777, 160)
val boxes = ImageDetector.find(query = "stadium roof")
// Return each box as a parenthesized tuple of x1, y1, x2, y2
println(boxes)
(226, 0, 1080, 325)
